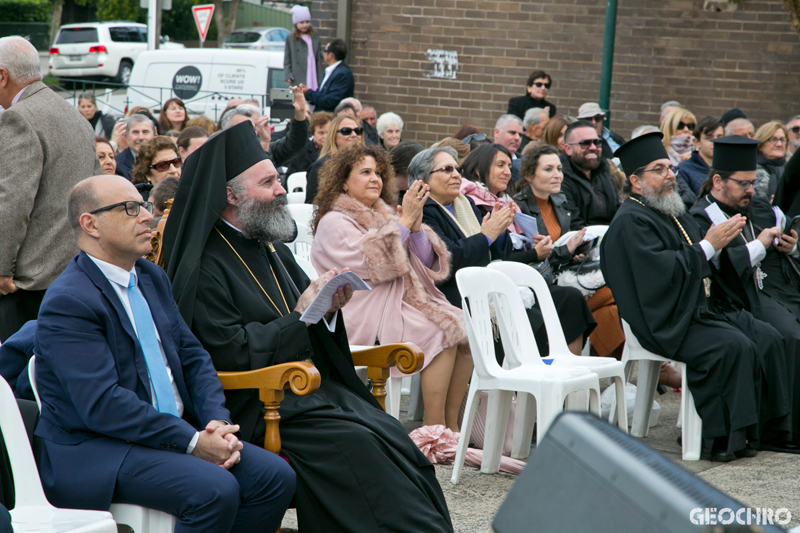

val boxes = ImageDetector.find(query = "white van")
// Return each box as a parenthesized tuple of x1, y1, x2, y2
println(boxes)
(127, 49, 289, 121)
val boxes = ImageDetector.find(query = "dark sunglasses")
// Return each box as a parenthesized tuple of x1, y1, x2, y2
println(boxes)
(568, 138, 603, 149)
(589, 115, 605, 123)
(461, 133, 487, 144)
(149, 157, 182, 172)
(431, 165, 463, 176)
(677, 121, 696, 131)
(337, 127, 363, 136)
(90, 200, 153, 217)
(790, 126, 800, 134)
(533, 82, 551, 89)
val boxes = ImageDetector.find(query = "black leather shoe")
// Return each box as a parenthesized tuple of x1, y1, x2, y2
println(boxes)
(700, 447, 737, 462)
(734, 447, 758, 458)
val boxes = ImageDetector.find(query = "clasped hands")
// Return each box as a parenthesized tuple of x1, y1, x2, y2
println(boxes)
(191, 420, 242, 469)
(704, 215, 798, 253)
(398, 180, 429, 232)
(481, 201, 516, 243)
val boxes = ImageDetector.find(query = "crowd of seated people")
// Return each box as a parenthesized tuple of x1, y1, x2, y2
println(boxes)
(5, 31, 800, 533)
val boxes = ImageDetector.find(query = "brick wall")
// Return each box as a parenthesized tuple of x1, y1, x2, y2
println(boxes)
(311, 0, 800, 146)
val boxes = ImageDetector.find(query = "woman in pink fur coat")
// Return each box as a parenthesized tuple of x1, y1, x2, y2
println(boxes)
(310, 143, 471, 432)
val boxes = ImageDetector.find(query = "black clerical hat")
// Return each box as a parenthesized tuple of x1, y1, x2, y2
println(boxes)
(614, 132, 669, 176)
(711, 135, 760, 172)
(162, 120, 269, 326)
(720, 108, 746, 126)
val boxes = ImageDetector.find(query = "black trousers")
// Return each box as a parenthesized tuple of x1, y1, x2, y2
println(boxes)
(0, 289, 46, 342)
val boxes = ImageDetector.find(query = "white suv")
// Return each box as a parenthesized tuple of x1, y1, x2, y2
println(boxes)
(49, 22, 183, 85)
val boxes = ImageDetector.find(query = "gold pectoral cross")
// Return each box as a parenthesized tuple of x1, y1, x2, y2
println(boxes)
(755, 264, 767, 290)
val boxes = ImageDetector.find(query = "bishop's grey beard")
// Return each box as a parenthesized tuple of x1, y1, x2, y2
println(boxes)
(237, 193, 296, 243)
(640, 179, 686, 217)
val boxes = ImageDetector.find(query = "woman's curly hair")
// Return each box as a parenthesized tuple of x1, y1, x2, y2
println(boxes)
(310, 143, 397, 234)
(131, 136, 178, 185)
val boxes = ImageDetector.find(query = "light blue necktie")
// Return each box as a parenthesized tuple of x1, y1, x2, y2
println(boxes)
(127, 273, 179, 416)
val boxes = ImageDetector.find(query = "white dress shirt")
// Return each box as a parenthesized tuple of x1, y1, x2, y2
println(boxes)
(87, 254, 199, 453)
(319, 60, 342, 90)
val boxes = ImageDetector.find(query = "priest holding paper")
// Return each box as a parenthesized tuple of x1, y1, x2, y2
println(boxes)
(690, 136, 800, 449)
(162, 122, 453, 533)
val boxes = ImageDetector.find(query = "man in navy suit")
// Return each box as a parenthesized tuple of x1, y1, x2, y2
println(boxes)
(300, 38, 354, 113)
(34, 175, 295, 532)
(115, 114, 155, 180)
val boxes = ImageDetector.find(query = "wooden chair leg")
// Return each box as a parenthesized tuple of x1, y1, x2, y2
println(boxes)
(262, 390, 284, 455)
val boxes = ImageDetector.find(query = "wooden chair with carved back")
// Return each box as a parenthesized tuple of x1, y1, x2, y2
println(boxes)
(146, 199, 425, 454)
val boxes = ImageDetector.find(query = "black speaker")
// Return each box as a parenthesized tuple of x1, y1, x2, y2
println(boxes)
(492, 412, 785, 533)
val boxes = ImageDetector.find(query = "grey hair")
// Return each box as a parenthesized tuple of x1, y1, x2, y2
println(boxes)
(495, 113, 523, 131)
(362, 104, 375, 113)
(67, 178, 99, 234)
(407, 146, 458, 188)
(126, 114, 156, 137)
(220, 104, 256, 130)
(724, 118, 753, 136)
(78, 92, 96, 105)
(660, 100, 682, 117)
(0, 36, 42, 84)
(786, 115, 800, 126)
(523, 107, 546, 129)
(376, 112, 404, 136)
(631, 125, 660, 139)
(339, 97, 362, 112)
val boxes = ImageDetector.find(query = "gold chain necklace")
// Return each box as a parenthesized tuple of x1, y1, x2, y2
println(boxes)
(627, 196, 712, 297)
(214, 227, 291, 316)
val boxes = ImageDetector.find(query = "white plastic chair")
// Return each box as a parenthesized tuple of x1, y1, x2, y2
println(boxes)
(1, 371, 118, 532)
(452, 267, 601, 484)
(488, 262, 628, 458)
(286, 172, 307, 194)
(293, 253, 318, 281)
(286, 192, 305, 204)
(28, 357, 177, 532)
(287, 203, 313, 228)
(620, 320, 702, 461)
(291, 223, 313, 263)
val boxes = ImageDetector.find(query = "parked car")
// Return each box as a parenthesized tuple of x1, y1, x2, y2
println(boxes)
(127, 49, 288, 121)
(221, 27, 290, 51)
(49, 22, 184, 85)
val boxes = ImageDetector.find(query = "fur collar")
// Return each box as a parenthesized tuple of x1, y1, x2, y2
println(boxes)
(330, 194, 397, 230)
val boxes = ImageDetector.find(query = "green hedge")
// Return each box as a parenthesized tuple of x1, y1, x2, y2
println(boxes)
(0, 0, 50, 22)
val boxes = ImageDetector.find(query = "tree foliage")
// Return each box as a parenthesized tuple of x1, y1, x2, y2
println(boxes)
(0, 0, 50, 22)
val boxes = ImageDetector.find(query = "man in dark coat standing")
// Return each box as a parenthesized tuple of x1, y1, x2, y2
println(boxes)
(162, 122, 453, 533)
(300, 39, 354, 113)
(602, 132, 793, 462)
(0, 36, 102, 341)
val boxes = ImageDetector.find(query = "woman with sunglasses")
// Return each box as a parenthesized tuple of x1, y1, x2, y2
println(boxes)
(753, 121, 790, 199)
(304, 114, 363, 203)
(660, 108, 697, 165)
(507, 69, 557, 122)
(131, 136, 182, 201)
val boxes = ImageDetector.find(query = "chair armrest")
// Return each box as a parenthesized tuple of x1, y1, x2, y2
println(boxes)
(350, 343, 424, 411)
(350, 342, 424, 374)
(217, 362, 321, 454)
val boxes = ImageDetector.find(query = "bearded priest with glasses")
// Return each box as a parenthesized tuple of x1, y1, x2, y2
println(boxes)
(601, 132, 794, 462)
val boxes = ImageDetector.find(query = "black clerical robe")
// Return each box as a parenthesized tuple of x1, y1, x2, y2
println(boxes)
(191, 221, 453, 533)
(691, 194, 800, 441)
(601, 196, 791, 448)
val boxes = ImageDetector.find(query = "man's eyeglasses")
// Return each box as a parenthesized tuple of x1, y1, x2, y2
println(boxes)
(765, 136, 786, 145)
(337, 127, 363, 136)
(677, 121, 696, 131)
(532, 82, 551, 89)
(641, 165, 677, 178)
(723, 177, 761, 190)
(89, 201, 154, 217)
(461, 133, 487, 144)
(567, 138, 602, 149)
(149, 157, 182, 172)
(431, 165, 463, 176)
(589, 115, 605, 124)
